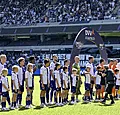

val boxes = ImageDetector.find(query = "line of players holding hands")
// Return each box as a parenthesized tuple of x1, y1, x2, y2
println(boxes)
(0, 54, 120, 111)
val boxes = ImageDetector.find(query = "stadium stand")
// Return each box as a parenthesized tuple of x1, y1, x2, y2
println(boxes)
(0, 0, 119, 26)
(0, 35, 120, 46)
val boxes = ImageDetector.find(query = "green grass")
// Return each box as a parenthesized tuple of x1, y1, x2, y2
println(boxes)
(1, 76, 120, 115)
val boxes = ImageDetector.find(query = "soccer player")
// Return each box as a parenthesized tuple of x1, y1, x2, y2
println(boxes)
(95, 66, 102, 101)
(40, 59, 50, 107)
(111, 59, 118, 72)
(84, 66, 91, 102)
(46, 59, 50, 105)
(108, 59, 114, 69)
(72, 56, 81, 102)
(111, 60, 118, 97)
(17, 57, 25, 107)
(62, 66, 69, 104)
(70, 68, 77, 104)
(64, 59, 70, 102)
(99, 58, 105, 99)
(1, 68, 9, 111)
(115, 68, 120, 99)
(50, 55, 58, 104)
(25, 63, 33, 109)
(54, 62, 63, 106)
(86, 56, 95, 100)
(29, 56, 37, 106)
(101, 65, 115, 105)
(0, 54, 11, 108)
(11, 65, 19, 110)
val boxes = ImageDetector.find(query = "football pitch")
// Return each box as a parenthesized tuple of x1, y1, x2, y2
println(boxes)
(1, 76, 120, 115)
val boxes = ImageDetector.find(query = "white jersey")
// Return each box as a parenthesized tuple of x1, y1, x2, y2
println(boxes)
(0, 63, 5, 74)
(117, 63, 120, 70)
(95, 71, 101, 85)
(55, 70, 61, 87)
(62, 72, 69, 88)
(40, 66, 48, 84)
(84, 71, 91, 84)
(71, 74, 76, 87)
(116, 74, 120, 85)
(86, 62, 95, 76)
(25, 71, 33, 87)
(18, 66, 24, 85)
(50, 61, 55, 80)
(1, 76, 8, 92)
(12, 72, 19, 90)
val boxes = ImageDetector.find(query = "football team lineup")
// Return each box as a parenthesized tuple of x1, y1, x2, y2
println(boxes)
(0, 28, 120, 115)
(0, 53, 120, 114)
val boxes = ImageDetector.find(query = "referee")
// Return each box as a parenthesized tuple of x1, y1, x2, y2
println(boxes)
(101, 65, 115, 105)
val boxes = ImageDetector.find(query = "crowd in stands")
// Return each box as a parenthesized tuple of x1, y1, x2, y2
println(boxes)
(1, 46, 120, 70)
(0, 0, 119, 26)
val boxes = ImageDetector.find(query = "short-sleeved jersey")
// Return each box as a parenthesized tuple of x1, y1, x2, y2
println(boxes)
(62, 72, 69, 88)
(116, 73, 120, 85)
(111, 65, 117, 73)
(117, 63, 120, 70)
(11, 72, 19, 90)
(84, 71, 91, 84)
(18, 66, 25, 86)
(1, 76, 8, 92)
(72, 63, 80, 75)
(86, 62, 95, 76)
(0, 63, 5, 92)
(71, 74, 77, 87)
(25, 71, 33, 87)
(50, 61, 56, 80)
(55, 70, 61, 87)
(40, 66, 48, 84)
(95, 71, 102, 85)
(0, 63, 4, 74)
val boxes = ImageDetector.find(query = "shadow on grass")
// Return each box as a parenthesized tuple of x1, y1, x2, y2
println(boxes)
(81, 102, 89, 104)
(48, 105, 58, 108)
(93, 101, 100, 103)
(99, 103, 113, 106)
(0, 109, 16, 112)
(33, 106, 43, 110)
(0, 110, 10, 112)
(19, 106, 30, 111)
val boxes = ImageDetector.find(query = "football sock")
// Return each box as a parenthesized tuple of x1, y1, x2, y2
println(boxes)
(7, 94, 11, 105)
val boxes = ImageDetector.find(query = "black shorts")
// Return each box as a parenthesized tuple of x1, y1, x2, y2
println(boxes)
(2, 91, 8, 97)
(91, 80, 94, 84)
(71, 86, 76, 94)
(29, 87, 34, 90)
(40, 84, 47, 91)
(56, 87, 61, 92)
(115, 85, 120, 90)
(19, 85, 24, 92)
(62, 88, 67, 90)
(101, 78, 105, 85)
(12, 89, 18, 94)
(106, 84, 114, 94)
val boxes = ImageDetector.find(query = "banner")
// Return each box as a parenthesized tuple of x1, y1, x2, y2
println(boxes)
(70, 27, 108, 73)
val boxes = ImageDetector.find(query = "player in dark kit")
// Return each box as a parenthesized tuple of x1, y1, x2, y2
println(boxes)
(101, 65, 115, 105)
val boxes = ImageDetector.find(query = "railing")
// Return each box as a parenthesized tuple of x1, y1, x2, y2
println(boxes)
(0, 44, 119, 51)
